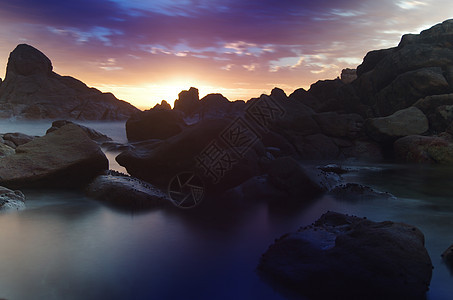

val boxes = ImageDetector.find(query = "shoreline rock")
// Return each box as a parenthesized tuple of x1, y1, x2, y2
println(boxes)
(258, 211, 433, 300)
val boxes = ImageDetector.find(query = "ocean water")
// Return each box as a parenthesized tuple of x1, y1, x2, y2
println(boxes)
(0, 121, 452, 299)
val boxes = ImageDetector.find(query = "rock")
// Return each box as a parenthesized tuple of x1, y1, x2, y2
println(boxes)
(0, 143, 15, 157)
(340, 68, 357, 84)
(198, 93, 236, 120)
(313, 112, 364, 138)
(2, 132, 35, 147)
(373, 67, 450, 116)
(340, 139, 384, 161)
(86, 172, 170, 210)
(318, 164, 349, 174)
(354, 20, 453, 111)
(173, 87, 200, 115)
(267, 156, 324, 197)
(125, 109, 186, 141)
(117, 118, 264, 193)
(394, 134, 453, 163)
(288, 87, 319, 109)
(293, 134, 340, 159)
(258, 211, 433, 300)
(152, 100, 171, 110)
(0, 186, 25, 211)
(414, 93, 453, 132)
(0, 44, 139, 120)
(270, 87, 287, 102)
(46, 120, 112, 143)
(365, 107, 428, 142)
(0, 124, 108, 188)
(441, 244, 453, 269)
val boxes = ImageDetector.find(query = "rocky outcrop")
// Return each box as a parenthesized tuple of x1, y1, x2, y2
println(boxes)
(0, 142, 14, 157)
(258, 211, 433, 300)
(2, 132, 35, 147)
(340, 68, 357, 84)
(86, 172, 169, 210)
(0, 124, 108, 188)
(173, 87, 200, 115)
(0, 186, 25, 211)
(365, 107, 429, 142)
(117, 118, 264, 193)
(0, 44, 139, 120)
(354, 19, 453, 116)
(125, 108, 186, 141)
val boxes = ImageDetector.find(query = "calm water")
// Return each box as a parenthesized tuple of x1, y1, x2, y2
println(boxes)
(1, 120, 453, 299)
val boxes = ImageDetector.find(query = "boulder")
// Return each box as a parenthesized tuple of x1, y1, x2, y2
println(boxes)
(414, 93, 453, 132)
(267, 156, 324, 197)
(46, 120, 112, 143)
(365, 107, 428, 142)
(0, 124, 108, 188)
(0, 44, 139, 120)
(86, 172, 169, 210)
(258, 211, 433, 300)
(0, 186, 25, 211)
(373, 67, 450, 116)
(117, 118, 264, 193)
(125, 109, 185, 141)
(394, 134, 453, 163)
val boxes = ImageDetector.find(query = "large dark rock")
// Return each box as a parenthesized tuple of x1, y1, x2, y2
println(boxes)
(0, 124, 108, 188)
(373, 67, 450, 116)
(125, 109, 186, 141)
(365, 107, 429, 142)
(267, 156, 324, 197)
(258, 211, 433, 300)
(0, 44, 139, 120)
(117, 118, 264, 193)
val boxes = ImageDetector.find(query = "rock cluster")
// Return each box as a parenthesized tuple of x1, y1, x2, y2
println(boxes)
(0, 44, 139, 120)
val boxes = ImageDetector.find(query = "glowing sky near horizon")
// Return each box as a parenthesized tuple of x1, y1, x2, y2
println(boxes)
(0, 0, 452, 109)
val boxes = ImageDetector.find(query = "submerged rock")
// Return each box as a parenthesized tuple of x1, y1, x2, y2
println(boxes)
(0, 124, 108, 188)
(258, 211, 433, 300)
(87, 171, 169, 210)
(0, 186, 25, 211)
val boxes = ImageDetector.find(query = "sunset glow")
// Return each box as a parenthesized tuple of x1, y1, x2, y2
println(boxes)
(0, 1, 453, 109)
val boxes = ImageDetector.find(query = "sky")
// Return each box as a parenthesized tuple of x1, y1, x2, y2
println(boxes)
(0, 0, 452, 109)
